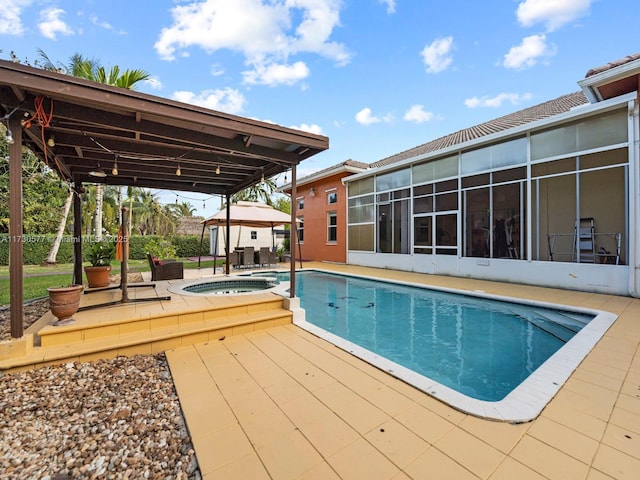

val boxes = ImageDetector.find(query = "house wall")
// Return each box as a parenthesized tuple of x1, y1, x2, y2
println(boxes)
(295, 173, 348, 263)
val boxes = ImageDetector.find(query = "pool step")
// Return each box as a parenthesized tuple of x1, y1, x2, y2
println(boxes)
(0, 295, 292, 373)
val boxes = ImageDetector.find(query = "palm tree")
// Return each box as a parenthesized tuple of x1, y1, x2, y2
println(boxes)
(170, 201, 197, 217)
(40, 51, 151, 261)
(231, 178, 277, 206)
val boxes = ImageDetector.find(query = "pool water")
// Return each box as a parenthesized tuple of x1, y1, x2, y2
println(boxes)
(181, 278, 275, 295)
(292, 270, 593, 402)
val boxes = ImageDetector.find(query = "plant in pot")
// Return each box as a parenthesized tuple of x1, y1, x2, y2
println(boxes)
(47, 284, 84, 326)
(84, 240, 116, 288)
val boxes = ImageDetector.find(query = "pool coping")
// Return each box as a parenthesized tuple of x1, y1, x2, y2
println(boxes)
(289, 268, 618, 423)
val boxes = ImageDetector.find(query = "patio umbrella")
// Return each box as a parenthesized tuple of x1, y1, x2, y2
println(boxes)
(198, 201, 298, 272)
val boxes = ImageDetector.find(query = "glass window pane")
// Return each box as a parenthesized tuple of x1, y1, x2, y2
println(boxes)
(435, 192, 457, 212)
(493, 166, 526, 183)
(531, 124, 577, 160)
(578, 109, 627, 151)
(461, 173, 490, 188)
(491, 137, 527, 169)
(531, 158, 576, 177)
(348, 177, 374, 196)
(413, 196, 433, 214)
(580, 148, 627, 170)
(413, 184, 433, 195)
(413, 155, 458, 184)
(376, 168, 410, 191)
(414, 216, 432, 246)
(436, 214, 457, 247)
(348, 224, 374, 251)
(435, 179, 458, 193)
(465, 188, 490, 257)
(461, 147, 492, 175)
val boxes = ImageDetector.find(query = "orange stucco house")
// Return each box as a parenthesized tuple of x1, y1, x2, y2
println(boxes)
(281, 160, 367, 263)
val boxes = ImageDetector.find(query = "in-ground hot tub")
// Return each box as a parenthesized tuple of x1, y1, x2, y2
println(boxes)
(169, 276, 280, 296)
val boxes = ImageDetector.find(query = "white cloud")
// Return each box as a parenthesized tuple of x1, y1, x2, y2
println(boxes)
(0, 0, 32, 35)
(355, 107, 393, 126)
(379, 0, 396, 14)
(154, 0, 349, 86)
(465, 92, 533, 108)
(421, 36, 454, 73)
(243, 60, 310, 86)
(517, 0, 591, 32)
(289, 123, 324, 135)
(403, 105, 434, 123)
(503, 34, 555, 70)
(210, 63, 225, 77)
(145, 77, 163, 90)
(172, 88, 246, 114)
(38, 7, 74, 40)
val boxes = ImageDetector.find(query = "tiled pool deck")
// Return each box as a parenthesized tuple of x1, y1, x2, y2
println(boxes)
(166, 263, 640, 480)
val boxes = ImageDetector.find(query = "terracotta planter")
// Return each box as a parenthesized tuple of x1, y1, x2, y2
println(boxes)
(47, 284, 83, 326)
(84, 265, 112, 288)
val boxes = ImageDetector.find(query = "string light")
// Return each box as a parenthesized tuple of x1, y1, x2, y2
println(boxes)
(176, 163, 181, 176)
(261, 167, 265, 183)
(47, 137, 55, 147)
(112, 155, 119, 176)
(215, 165, 220, 175)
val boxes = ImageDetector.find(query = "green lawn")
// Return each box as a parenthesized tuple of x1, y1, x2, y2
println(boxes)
(0, 258, 221, 306)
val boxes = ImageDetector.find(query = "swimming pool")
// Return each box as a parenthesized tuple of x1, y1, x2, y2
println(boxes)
(283, 270, 617, 422)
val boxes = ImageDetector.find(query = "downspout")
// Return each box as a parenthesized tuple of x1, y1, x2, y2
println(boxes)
(629, 94, 640, 297)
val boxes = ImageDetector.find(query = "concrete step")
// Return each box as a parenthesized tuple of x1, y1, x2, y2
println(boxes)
(1, 295, 292, 373)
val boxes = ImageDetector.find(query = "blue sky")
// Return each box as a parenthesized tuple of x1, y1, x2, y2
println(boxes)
(1, 0, 638, 216)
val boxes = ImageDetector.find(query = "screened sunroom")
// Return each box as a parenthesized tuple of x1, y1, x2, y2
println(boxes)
(345, 90, 638, 297)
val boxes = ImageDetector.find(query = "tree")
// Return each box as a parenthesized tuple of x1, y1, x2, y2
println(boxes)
(0, 136, 68, 234)
(170, 201, 197, 217)
(231, 178, 277, 206)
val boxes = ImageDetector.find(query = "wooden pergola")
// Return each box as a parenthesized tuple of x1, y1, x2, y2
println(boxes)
(0, 60, 329, 338)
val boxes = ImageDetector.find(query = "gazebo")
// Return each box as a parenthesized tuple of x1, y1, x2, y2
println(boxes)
(200, 201, 299, 272)
(0, 60, 328, 338)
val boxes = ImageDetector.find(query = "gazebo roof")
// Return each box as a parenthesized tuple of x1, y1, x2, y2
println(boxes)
(0, 60, 328, 195)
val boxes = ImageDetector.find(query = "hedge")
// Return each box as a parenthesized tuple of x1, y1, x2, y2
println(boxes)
(0, 234, 207, 266)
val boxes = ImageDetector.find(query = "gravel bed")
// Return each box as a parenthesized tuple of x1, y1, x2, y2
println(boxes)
(0, 301, 201, 479)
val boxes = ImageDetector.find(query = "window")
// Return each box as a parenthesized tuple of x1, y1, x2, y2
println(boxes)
(327, 212, 337, 242)
(297, 216, 304, 242)
(327, 191, 337, 204)
(250, 231, 257, 240)
(297, 197, 304, 210)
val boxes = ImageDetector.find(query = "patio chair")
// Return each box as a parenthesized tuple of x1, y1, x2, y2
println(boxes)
(259, 247, 278, 267)
(228, 250, 241, 268)
(146, 253, 184, 281)
(242, 246, 255, 268)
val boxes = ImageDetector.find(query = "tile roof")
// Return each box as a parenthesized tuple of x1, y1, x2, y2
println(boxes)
(370, 91, 589, 168)
(585, 52, 640, 77)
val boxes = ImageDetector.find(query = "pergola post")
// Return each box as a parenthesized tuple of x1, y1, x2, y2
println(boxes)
(73, 187, 83, 286)
(289, 164, 297, 298)
(8, 115, 24, 338)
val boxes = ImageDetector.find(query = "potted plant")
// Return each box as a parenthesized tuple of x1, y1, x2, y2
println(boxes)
(47, 284, 83, 326)
(84, 240, 116, 288)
